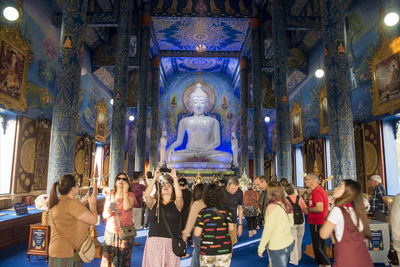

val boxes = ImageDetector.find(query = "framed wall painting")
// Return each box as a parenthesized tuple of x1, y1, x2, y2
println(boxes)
(95, 99, 107, 143)
(319, 85, 329, 135)
(27, 223, 49, 262)
(369, 36, 400, 115)
(0, 26, 31, 111)
(291, 101, 303, 144)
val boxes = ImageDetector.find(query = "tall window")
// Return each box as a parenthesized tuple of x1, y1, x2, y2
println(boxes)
(94, 143, 103, 186)
(382, 119, 400, 195)
(325, 138, 332, 190)
(0, 113, 17, 194)
(295, 146, 304, 187)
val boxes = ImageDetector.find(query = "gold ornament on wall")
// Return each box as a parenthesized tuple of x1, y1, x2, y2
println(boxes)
(0, 26, 32, 111)
(291, 101, 303, 144)
(319, 85, 329, 135)
(95, 99, 107, 143)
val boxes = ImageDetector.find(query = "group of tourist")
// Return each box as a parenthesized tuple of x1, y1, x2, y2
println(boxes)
(46, 169, 399, 267)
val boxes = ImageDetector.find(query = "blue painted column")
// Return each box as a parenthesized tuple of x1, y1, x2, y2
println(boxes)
(272, 0, 292, 181)
(321, 0, 356, 186)
(239, 57, 249, 175)
(149, 57, 161, 172)
(109, 0, 133, 186)
(47, 0, 88, 193)
(135, 3, 151, 173)
(251, 13, 264, 176)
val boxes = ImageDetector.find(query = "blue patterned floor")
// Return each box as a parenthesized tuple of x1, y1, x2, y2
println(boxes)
(0, 218, 389, 267)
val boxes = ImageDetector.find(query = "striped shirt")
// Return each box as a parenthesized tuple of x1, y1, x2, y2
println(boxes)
(195, 207, 233, 255)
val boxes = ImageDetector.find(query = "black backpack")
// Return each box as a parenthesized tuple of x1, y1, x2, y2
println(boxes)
(287, 196, 304, 225)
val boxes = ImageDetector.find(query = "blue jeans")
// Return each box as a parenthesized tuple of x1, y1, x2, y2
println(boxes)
(190, 235, 201, 267)
(268, 242, 294, 267)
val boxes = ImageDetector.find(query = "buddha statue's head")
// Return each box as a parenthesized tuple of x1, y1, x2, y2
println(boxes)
(190, 83, 208, 115)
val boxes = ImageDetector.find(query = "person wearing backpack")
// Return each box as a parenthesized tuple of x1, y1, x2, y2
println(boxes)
(285, 184, 307, 265)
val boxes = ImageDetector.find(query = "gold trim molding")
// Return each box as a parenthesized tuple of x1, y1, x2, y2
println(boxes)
(95, 99, 107, 143)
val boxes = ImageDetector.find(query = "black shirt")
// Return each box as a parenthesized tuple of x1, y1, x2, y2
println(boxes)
(223, 187, 243, 222)
(195, 207, 233, 255)
(148, 201, 182, 238)
(182, 189, 192, 224)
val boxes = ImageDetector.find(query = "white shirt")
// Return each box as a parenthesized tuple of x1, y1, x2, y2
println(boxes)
(327, 206, 364, 242)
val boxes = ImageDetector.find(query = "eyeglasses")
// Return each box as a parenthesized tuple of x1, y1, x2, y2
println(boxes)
(116, 177, 128, 182)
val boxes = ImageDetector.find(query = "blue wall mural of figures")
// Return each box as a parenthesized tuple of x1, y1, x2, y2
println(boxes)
(289, 0, 400, 140)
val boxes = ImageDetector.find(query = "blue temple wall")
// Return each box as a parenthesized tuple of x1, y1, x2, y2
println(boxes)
(0, 0, 112, 141)
(288, 0, 400, 141)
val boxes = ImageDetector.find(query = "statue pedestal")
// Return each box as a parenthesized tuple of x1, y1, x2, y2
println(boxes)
(169, 161, 231, 170)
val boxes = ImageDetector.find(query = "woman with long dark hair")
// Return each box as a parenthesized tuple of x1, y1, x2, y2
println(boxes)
(101, 172, 135, 266)
(48, 174, 98, 266)
(182, 183, 206, 267)
(320, 179, 373, 267)
(194, 183, 235, 266)
(142, 168, 183, 267)
(258, 182, 294, 267)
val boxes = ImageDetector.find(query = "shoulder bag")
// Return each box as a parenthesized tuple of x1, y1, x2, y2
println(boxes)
(160, 204, 187, 257)
(50, 210, 95, 263)
(115, 209, 136, 240)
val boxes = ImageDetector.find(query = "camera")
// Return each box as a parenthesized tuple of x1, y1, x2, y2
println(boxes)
(159, 166, 171, 173)
(109, 201, 117, 212)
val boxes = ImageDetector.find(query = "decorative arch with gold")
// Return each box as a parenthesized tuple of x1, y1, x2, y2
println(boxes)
(291, 101, 303, 144)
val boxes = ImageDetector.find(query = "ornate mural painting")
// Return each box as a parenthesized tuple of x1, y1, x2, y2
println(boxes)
(370, 36, 400, 116)
(0, 27, 31, 112)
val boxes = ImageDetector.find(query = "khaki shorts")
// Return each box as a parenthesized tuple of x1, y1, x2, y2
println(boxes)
(229, 223, 238, 245)
(132, 207, 142, 230)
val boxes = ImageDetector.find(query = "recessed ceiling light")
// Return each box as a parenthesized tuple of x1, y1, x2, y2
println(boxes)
(384, 12, 399, 26)
(129, 115, 135, 121)
(264, 116, 270, 123)
(3, 6, 19, 21)
(110, 99, 114, 105)
(315, 69, 325, 78)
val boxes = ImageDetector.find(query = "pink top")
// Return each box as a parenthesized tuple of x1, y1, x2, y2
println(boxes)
(104, 192, 134, 234)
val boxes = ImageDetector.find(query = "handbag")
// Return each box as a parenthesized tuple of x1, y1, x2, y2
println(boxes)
(160, 205, 187, 257)
(115, 209, 136, 240)
(388, 244, 399, 265)
(50, 211, 95, 263)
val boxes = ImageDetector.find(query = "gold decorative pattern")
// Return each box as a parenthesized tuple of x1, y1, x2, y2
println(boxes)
(369, 35, 400, 116)
(319, 85, 328, 135)
(364, 141, 377, 175)
(0, 26, 32, 111)
(20, 138, 36, 173)
(95, 99, 107, 143)
(291, 101, 303, 144)
(75, 150, 85, 175)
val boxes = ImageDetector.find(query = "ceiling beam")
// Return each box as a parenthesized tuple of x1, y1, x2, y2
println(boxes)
(159, 50, 240, 58)
(52, 12, 118, 27)
(93, 56, 139, 68)
(286, 16, 321, 31)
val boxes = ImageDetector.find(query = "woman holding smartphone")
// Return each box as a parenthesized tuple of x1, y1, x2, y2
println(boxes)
(142, 168, 183, 267)
(101, 172, 136, 267)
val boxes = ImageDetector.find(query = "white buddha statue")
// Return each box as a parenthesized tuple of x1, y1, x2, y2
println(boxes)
(166, 83, 232, 166)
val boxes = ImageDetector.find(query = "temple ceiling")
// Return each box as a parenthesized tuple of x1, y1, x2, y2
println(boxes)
(49, 0, 356, 98)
